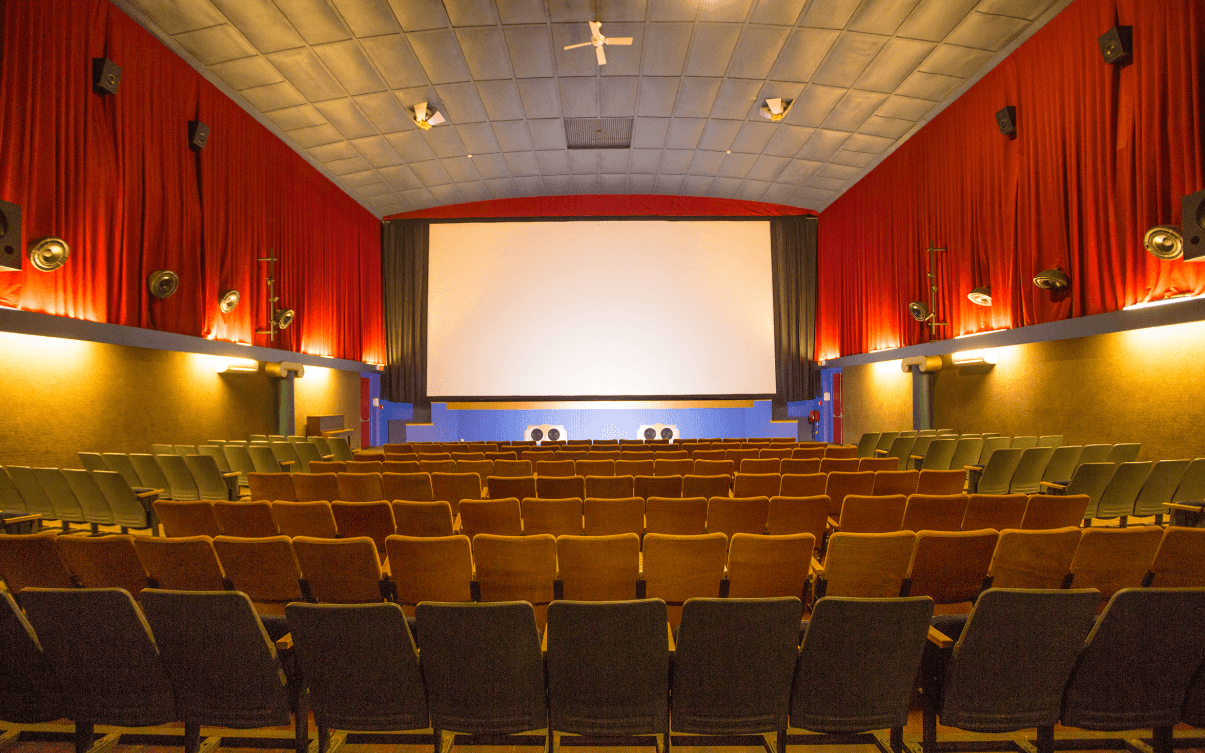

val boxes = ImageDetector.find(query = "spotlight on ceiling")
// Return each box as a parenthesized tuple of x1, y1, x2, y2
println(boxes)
(411, 102, 445, 131)
(29, 237, 70, 272)
(759, 97, 794, 122)
(967, 286, 993, 306)
(148, 270, 179, 299)
(273, 309, 295, 330)
(219, 289, 241, 313)
(1033, 268, 1070, 290)
(1144, 225, 1184, 260)
(908, 301, 931, 321)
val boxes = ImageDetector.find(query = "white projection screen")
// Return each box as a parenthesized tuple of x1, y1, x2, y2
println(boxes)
(426, 220, 777, 398)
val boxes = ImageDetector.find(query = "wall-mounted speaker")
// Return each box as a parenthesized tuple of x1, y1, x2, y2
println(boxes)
(148, 270, 179, 298)
(525, 424, 566, 442)
(1033, 268, 1070, 290)
(92, 58, 122, 95)
(1098, 25, 1132, 65)
(28, 237, 69, 272)
(0, 200, 21, 271)
(189, 121, 210, 150)
(639, 424, 679, 441)
(1183, 189, 1205, 262)
(995, 106, 1017, 138)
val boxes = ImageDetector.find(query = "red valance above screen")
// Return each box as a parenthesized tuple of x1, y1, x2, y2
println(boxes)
(385, 194, 817, 220)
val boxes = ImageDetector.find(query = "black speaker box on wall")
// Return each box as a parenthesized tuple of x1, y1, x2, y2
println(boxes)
(92, 58, 122, 95)
(189, 121, 210, 150)
(1183, 189, 1205, 262)
(0, 200, 21, 271)
(1098, 26, 1132, 65)
(995, 106, 1017, 138)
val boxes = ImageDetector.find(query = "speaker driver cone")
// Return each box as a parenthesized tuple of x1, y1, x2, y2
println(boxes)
(219, 289, 241, 313)
(148, 270, 179, 298)
(29, 237, 70, 272)
(1144, 225, 1184, 260)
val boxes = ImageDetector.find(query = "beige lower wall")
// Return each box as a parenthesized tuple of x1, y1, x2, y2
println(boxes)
(0, 332, 275, 469)
(295, 366, 363, 450)
(841, 318, 1205, 462)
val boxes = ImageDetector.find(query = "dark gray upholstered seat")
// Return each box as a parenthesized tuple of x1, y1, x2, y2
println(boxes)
(546, 599, 669, 750)
(0, 590, 66, 723)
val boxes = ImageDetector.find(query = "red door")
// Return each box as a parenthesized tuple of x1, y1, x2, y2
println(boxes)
(832, 372, 843, 445)
(360, 377, 371, 449)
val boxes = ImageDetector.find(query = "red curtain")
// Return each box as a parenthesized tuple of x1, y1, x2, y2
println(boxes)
(0, 0, 384, 363)
(816, 0, 1204, 360)
(386, 194, 816, 220)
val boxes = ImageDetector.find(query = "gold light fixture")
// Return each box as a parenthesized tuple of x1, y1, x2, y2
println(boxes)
(908, 243, 949, 337)
(256, 253, 293, 340)
(967, 286, 993, 306)
(29, 237, 70, 272)
(1033, 268, 1070, 290)
(219, 289, 240, 313)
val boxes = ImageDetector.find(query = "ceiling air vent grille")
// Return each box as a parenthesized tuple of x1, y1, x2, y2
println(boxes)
(564, 118, 633, 149)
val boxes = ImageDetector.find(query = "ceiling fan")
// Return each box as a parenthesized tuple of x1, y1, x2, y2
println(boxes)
(563, 21, 632, 66)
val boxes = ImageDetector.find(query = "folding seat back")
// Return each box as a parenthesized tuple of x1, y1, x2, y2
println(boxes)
(33, 467, 87, 523)
(140, 590, 292, 728)
(692, 450, 725, 462)
(102, 453, 145, 490)
(537, 474, 586, 500)
(391, 500, 455, 537)
(1170, 458, 1205, 504)
(645, 496, 707, 535)
(55, 534, 148, 596)
(1021, 493, 1091, 529)
(760, 448, 794, 460)
(133, 535, 226, 590)
(584, 474, 634, 499)
(345, 460, 384, 474)
(1062, 588, 1205, 733)
(766, 495, 830, 541)
(781, 458, 821, 475)
(430, 471, 482, 517)
(1077, 444, 1112, 465)
(693, 459, 735, 478)
(910, 435, 936, 462)
(1037, 435, 1063, 447)
(92, 470, 162, 530)
(460, 498, 523, 539)
(1041, 445, 1083, 484)
(521, 497, 583, 536)
(61, 468, 117, 525)
(873, 433, 900, 453)
(212, 501, 278, 537)
(824, 472, 877, 519)
(21, 588, 177, 727)
(456, 459, 494, 487)
(0, 590, 66, 723)
(271, 500, 339, 538)
(309, 461, 345, 474)
(671, 598, 802, 735)
(1095, 461, 1152, 519)
(248, 445, 284, 473)
(820, 458, 859, 474)
(1146, 527, 1205, 587)
(884, 437, 916, 470)
(151, 443, 175, 455)
(837, 494, 906, 533)
(154, 500, 221, 537)
(386, 535, 473, 613)
(1068, 526, 1164, 603)
(78, 452, 109, 472)
(286, 602, 429, 736)
(616, 459, 656, 478)
(641, 532, 728, 627)
(900, 494, 967, 532)
(337, 472, 384, 502)
(546, 599, 668, 743)
(522, 450, 555, 463)
(987, 527, 1080, 589)
(779, 472, 827, 498)
(331, 501, 396, 555)
(791, 596, 934, 734)
(819, 531, 916, 598)
(292, 536, 385, 603)
(1009, 436, 1037, 450)
(184, 454, 233, 501)
(739, 458, 779, 475)
(415, 601, 547, 736)
(873, 470, 920, 496)
(976, 437, 1012, 466)
(732, 472, 779, 498)
(576, 459, 615, 478)
(583, 497, 644, 537)
(212, 535, 303, 615)
(488, 475, 536, 501)
(681, 474, 729, 499)
(270, 442, 303, 471)
(1063, 463, 1118, 519)
(493, 459, 533, 478)
(856, 433, 881, 459)
(327, 437, 354, 462)
(656, 458, 695, 477)
(1132, 459, 1191, 517)
(705, 496, 769, 538)
(906, 530, 999, 606)
(586, 450, 621, 461)
(948, 438, 984, 476)
(291, 441, 324, 472)
(555, 533, 641, 601)
(792, 447, 826, 460)
(931, 589, 1101, 733)
(823, 446, 857, 459)
(1007, 447, 1054, 494)
(960, 493, 1027, 531)
(471, 534, 557, 628)
(381, 471, 433, 501)
(973, 448, 1023, 495)
(535, 460, 575, 477)
(248, 472, 296, 502)
(450, 452, 487, 461)
(0, 532, 77, 592)
(919, 438, 957, 471)
(726, 533, 814, 599)
(859, 457, 899, 473)
(1106, 443, 1141, 464)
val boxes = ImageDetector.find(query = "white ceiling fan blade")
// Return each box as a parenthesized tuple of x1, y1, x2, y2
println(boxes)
(589, 20, 602, 36)
(427, 110, 445, 126)
(596, 45, 606, 65)
(414, 102, 427, 121)
(767, 97, 783, 115)
(563, 42, 593, 50)
(605, 37, 633, 45)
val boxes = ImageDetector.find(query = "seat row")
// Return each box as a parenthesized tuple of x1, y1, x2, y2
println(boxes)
(0, 466, 159, 533)
(380, 445, 854, 463)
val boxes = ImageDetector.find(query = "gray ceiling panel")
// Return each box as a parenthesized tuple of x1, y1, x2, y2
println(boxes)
(313, 98, 378, 138)
(665, 118, 706, 150)
(637, 77, 680, 117)
(513, 176, 545, 195)
(946, 11, 1030, 50)
(173, 25, 258, 65)
(762, 125, 814, 157)
(598, 23, 645, 76)
(355, 92, 411, 133)
(326, 154, 372, 175)
(727, 26, 792, 80)
(342, 169, 385, 187)
(471, 152, 511, 178)
(359, 36, 430, 89)
(681, 175, 714, 195)
(822, 90, 889, 132)
(816, 162, 863, 179)
(503, 151, 541, 176)
(761, 182, 797, 204)
(288, 123, 343, 147)
(484, 178, 518, 197)
(504, 26, 556, 78)
(660, 150, 694, 175)
(641, 23, 695, 76)
(330, 0, 401, 36)
(769, 28, 840, 82)
(386, 0, 451, 31)
(309, 141, 360, 162)
(751, 0, 808, 25)
(207, 0, 305, 52)
(697, 119, 742, 152)
(559, 78, 600, 118)
(684, 24, 742, 78)
(208, 56, 285, 90)
(627, 174, 657, 192)
(428, 184, 464, 203)
(568, 150, 600, 174)
(843, 133, 896, 153)
(496, 0, 547, 24)
(129, 0, 227, 34)
(718, 152, 757, 178)
(811, 33, 888, 88)
(897, 0, 981, 41)
(273, 0, 351, 45)
(457, 122, 504, 153)
(709, 177, 743, 198)
(710, 78, 763, 120)
(854, 38, 938, 93)
(656, 174, 687, 193)
(422, 127, 469, 158)
(797, 129, 851, 161)
(410, 159, 454, 186)
(747, 155, 791, 182)
(895, 69, 962, 100)
(313, 40, 388, 95)
(848, 0, 922, 36)
(630, 149, 662, 173)
(457, 181, 493, 202)
(350, 135, 405, 167)
(808, 175, 847, 192)
(601, 77, 640, 117)
(737, 180, 770, 201)
(433, 82, 490, 123)
(517, 78, 563, 119)
(384, 130, 439, 162)
(977, 0, 1059, 20)
(648, 0, 697, 23)
(354, 182, 394, 199)
(457, 27, 515, 80)
(799, 0, 862, 29)
(478, 80, 528, 120)
(527, 119, 568, 150)
(600, 150, 630, 173)
(445, 0, 501, 26)
(673, 78, 722, 118)
(698, 0, 752, 22)
(730, 121, 777, 154)
(829, 149, 878, 167)
(553, 24, 602, 77)
(920, 44, 995, 78)
(631, 118, 670, 149)
(241, 80, 308, 111)
(876, 94, 936, 120)
(788, 85, 847, 128)
(688, 150, 726, 176)
(408, 30, 474, 83)
(492, 120, 534, 152)
(536, 150, 571, 175)
(858, 114, 915, 139)
(778, 159, 821, 184)
(267, 48, 347, 101)
(264, 103, 327, 131)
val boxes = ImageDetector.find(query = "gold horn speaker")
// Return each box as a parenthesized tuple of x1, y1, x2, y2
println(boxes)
(1144, 225, 1184, 260)
(219, 289, 240, 313)
(29, 237, 70, 272)
(148, 270, 179, 299)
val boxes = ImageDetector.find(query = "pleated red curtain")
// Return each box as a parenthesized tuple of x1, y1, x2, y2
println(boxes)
(816, 0, 1204, 360)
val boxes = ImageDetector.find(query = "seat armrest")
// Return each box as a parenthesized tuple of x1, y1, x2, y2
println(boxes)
(826, 516, 839, 532)
(667, 622, 675, 652)
(810, 556, 825, 578)
(1166, 502, 1205, 512)
(275, 633, 294, 651)
(222, 471, 240, 479)
(875, 449, 889, 456)
(137, 489, 163, 499)
(909, 455, 924, 461)
(280, 460, 295, 469)
(927, 626, 954, 649)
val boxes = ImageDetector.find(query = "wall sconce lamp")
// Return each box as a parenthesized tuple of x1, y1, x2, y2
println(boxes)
(952, 349, 997, 367)
(967, 286, 992, 306)
(908, 243, 949, 337)
(256, 253, 294, 340)
(1033, 268, 1070, 290)
(214, 357, 258, 373)
(219, 289, 240, 313)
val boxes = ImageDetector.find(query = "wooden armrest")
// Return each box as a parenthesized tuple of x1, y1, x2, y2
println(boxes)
(1, 513, 43, 526)
(826, 516, 840, 531)
(280, 460, 295, 469)
(909, 454, 924, 460)
(1165, 502, 1205, 512)
(928, 626, 954, 649)
(667, 621, 675, 652)
(275, 632, 293, 651)
(137, 489, 163, 499)
(1039, 481, 1067, 491)
(222, 471, 240, 478)
(541, 625, 548, 652)
(322, 454, 334, 461)
(964, 465, 983, 471)
(452, 512, 461, 533)
(875, 449, 889, 456)
(810, 556, 825, 578)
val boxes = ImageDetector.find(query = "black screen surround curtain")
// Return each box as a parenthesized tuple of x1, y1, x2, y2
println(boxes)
(771, 216, 820, 403)
(381, 219, 429, 405)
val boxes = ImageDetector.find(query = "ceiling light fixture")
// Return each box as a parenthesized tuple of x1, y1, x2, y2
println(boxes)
(759, 97, 794, 122)
(967, 286, 993, 306)
(214, 357, 258, 373)
(411, 102, 445, 131)
(952, 350, 997, 366)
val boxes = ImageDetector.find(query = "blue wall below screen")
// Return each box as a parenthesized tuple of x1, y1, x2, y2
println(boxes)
(384, 399, 798, 443)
